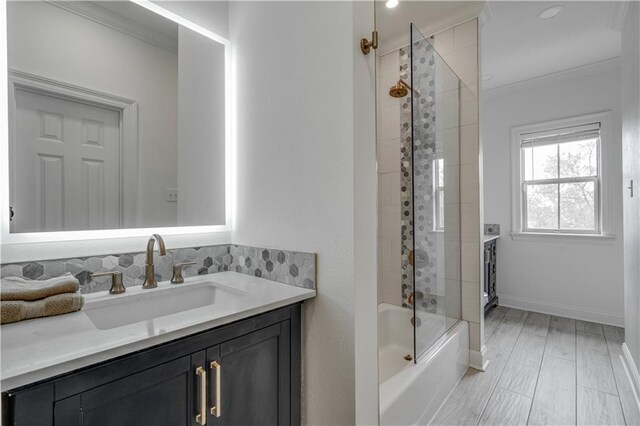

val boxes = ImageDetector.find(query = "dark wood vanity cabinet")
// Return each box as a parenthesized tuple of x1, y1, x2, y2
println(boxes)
(484, 239, 498, 312)
(3, 304, 301, 426)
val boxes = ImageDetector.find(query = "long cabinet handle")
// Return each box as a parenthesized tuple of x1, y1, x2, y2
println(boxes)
(210, 361, 221, 417)
(196, 366, 207, 425)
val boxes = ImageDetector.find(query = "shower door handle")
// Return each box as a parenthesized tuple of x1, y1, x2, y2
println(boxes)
(408, 250, 414, 267)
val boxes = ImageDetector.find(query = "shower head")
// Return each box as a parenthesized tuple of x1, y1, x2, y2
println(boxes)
(389, 80, 419, 98)
(389, 80, 409, 98)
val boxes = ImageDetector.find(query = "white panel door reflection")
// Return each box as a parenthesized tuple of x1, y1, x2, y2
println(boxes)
(12, 89, 121, 232)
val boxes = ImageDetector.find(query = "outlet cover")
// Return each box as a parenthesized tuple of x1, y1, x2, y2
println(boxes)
(165, 188, 178, 202)
(484, 224, 500, 235)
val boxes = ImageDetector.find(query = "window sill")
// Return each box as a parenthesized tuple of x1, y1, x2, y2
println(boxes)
(510, 232, 617, 244)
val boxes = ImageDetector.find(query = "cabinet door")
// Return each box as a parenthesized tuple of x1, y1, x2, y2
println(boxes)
(484, 243, 491, 296)
(79, 355, 194, 426)
(208, 322, 291, 426)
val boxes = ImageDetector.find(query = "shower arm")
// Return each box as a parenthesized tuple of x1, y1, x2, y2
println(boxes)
(399, 80, 421, 96)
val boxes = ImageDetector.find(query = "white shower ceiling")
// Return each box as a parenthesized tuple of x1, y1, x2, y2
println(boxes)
(376, 1, 483, 54)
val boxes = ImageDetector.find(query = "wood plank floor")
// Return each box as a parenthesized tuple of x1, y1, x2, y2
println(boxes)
(431, 306, 639, 426)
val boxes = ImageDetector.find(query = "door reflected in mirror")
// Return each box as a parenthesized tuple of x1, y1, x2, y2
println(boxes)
(6, 0, 227, 233)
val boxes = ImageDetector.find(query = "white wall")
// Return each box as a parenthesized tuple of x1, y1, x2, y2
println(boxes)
(8, 1, 179, 227)
(482, 66, 625, 326)
(160, 1, 228, 40)
(622, 1, 640, 387)
(229, 2, 377, 424)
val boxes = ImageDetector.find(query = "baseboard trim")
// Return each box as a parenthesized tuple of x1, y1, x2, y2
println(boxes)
(499, 294, 624, 327)
(622, 343, 640, 412)
(469, 346, 488, 371)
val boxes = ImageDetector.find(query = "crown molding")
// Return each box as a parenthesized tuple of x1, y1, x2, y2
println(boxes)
(45, 0, 178, 54)
(607, 1, 629, 32)
(377, 3, 483, 56)
(482, 57, 621, 100)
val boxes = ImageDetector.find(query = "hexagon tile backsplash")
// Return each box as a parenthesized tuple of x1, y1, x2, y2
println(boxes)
(0, 245, 316, 294)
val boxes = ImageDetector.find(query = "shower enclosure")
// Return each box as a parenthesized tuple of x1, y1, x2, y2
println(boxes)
(402, 24, 464, 361)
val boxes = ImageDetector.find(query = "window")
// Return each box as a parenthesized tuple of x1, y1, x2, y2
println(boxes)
(434, 157, 444, 231)
(511, 112, 613, 239)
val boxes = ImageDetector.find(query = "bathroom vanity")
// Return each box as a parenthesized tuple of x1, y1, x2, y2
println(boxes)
(1, 273, 315, 426)
(484, 236, 499, 312)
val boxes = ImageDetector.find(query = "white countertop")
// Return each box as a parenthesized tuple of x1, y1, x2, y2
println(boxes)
(1, 272, 315, 391)
(484, 235, 500, 243)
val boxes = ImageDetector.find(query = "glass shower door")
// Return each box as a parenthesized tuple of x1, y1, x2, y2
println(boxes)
(409, 24, 462, 360)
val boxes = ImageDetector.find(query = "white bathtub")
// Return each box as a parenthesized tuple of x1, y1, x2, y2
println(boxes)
(378, 303, 469, 425)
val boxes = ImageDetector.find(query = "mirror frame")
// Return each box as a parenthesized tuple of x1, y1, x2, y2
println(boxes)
(0, 0, 233, 256)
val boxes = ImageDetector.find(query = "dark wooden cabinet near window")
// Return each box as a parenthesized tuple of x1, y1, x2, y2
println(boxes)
(2, 304, 301, 426)
(484, 239, 498, 312)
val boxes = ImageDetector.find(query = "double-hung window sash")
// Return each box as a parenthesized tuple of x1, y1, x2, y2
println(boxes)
(520, 122, 601, 233)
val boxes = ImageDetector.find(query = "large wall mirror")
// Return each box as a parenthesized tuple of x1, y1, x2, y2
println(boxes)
(3, 0, 229, 237)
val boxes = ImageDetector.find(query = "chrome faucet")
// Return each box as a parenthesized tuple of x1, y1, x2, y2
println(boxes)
(142, 234, 166, 289)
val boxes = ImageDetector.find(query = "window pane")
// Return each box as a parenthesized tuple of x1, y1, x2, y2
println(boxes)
(531, 144, 558, 180)
(526, 184, 558, 229)
(523, 147, 533, 180)
(560, 181, 596, 230)
(559, 138, 598, 178)
(437, 190, 444, 229)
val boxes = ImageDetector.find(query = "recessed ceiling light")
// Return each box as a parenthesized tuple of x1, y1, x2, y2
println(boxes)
(537, 5, 563, 20)
(386, 0, 399, 9)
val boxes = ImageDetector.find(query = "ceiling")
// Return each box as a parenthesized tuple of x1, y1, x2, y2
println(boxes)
(481, 1, 622, 90)
(376, 1, 484, 53)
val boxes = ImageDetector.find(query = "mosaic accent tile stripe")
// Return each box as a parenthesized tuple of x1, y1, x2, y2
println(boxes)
(0, 245, 316, 294)
(400, 41, 442, 317)
(229, 245, 316, 289)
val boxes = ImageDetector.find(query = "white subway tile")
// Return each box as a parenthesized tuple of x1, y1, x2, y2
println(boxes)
(462, 280, 481, 323)
(378, 173, 392, 206)
(460, 163, 480, 204)
(461, 202, 481, 243)
(461, 241, 481, 283)
(460, 84, 478, 126)
(454, 19, 477, 50)
(390, 239, 402, 273)
(443, 44, 478, 89)
(390, 172, 401, 206)
(379, 104, 401, 140)
(378, 138, 401, 173)
(433, 28, 454, 56)
(469, 320, 482, 351)
(460, 124, 479, 165)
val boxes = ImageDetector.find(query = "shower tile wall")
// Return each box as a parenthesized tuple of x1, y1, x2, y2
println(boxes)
(376, 19, 483, 364)
(432, 19, 483, 360)
(400, 40, 450, 319)
(377, 51, 403, 306)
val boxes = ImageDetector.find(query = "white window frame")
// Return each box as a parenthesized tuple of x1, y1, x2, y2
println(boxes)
(510, 111, 616, 242)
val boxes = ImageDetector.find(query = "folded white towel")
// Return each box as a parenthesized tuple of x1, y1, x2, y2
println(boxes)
(1, 273, 80, 301)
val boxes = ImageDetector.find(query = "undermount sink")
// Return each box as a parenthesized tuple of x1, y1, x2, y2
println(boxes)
(84, 280, 246, 330)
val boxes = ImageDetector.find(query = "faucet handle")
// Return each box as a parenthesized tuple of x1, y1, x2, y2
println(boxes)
(171, 262, 197, 284)
(91, 271, 125, 295)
